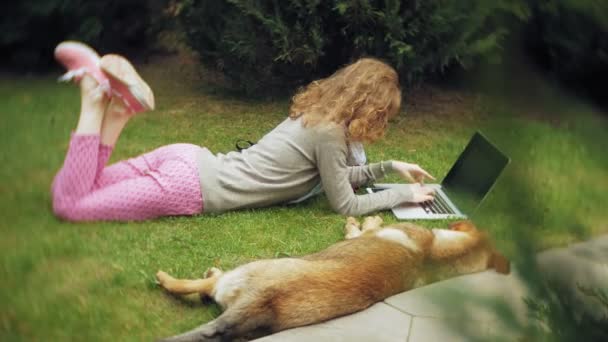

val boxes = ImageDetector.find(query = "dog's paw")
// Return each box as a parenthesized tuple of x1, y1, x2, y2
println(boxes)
(362, 216, 383, 231)
(155, 270, 170, 285)
(204, 267, 223, 278)
(345, 216, 360, 227)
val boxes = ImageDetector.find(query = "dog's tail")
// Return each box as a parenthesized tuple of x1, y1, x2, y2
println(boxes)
(489, 252, 510, 274)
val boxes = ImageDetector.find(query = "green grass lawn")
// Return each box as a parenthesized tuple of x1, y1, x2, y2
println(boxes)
(1, 56, 607, 341)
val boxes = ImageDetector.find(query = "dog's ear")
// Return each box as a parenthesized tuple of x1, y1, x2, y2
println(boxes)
(488, 252, 510, 274)
(448, 221, 477, 232)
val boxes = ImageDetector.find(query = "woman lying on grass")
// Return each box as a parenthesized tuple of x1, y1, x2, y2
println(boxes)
(51, 41, 436, 222)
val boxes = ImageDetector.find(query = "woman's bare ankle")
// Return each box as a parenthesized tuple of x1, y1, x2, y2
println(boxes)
(79, 74, 107, 110)
(75, 75, 108, 135)
(105, 97, 132, 117)
(100, 97, 131, 146)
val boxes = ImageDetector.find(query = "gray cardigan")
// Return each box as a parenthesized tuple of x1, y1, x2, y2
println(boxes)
(197, 117, 412, 215)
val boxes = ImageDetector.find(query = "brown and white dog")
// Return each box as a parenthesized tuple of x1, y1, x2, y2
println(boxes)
(156, 217, 509, 341)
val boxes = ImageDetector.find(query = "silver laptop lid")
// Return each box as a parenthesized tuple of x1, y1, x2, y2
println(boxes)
(441, 132, 510, 215)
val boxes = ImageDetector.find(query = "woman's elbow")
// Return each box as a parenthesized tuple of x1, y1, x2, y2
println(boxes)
(332, 203, 361, 216)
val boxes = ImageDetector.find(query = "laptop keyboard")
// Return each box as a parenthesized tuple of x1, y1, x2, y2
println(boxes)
(420, 192, 455, 215)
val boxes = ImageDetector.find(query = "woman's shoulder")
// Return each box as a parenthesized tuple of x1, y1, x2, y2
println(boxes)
(266, 116, 347, 156)
(312, 123, 346, 147)
(276, 116, 342, 138)
(293, 116, 344, 138)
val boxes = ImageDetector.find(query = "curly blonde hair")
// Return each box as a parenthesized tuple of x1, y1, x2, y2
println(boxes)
(289, 58, 401, 142)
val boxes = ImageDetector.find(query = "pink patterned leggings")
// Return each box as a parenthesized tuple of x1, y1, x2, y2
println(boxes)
(51, 134, 203, 221)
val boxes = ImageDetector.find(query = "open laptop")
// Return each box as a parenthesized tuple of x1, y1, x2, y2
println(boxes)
(367, 132, 510, 219)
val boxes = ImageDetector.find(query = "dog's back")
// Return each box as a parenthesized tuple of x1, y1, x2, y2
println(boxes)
(156, 217, 508, 341)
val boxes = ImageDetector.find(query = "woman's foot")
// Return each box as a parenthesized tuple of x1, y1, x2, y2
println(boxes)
(54, 41, 110, 93)
(100, 54, 155, 115)
(80, 74, 107, 109)
(75, 74, 109, 135)
(99, 97, 132, 146)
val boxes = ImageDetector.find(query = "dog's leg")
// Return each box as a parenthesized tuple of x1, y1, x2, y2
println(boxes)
(361, 215, 383, 232)
(344, 216, 362, 239)
(200, 267, 224, 302)
(429, 228, 478, 260)
(156, 270, 220, 296)
(203, 267, 223, 279)
(158, 304, 272, 342)
(157, 318, 224, 342)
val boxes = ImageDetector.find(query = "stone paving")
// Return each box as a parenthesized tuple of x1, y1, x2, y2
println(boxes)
(255, 235, 608, 342)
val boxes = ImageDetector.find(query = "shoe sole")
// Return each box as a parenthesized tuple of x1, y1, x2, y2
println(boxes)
(55, 41, 101, 64)
(100, 54, 155, 112)
(55, 41, 109, 90)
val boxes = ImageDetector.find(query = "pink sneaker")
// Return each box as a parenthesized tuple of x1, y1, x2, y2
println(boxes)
(54, 41, 110, 93)
(100, 54, 155, 114)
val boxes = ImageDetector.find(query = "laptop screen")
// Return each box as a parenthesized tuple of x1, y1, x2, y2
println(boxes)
(441, 132, 510, 215)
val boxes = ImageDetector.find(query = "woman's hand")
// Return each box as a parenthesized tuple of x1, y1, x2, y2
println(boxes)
(392, 161, 435, 183)
(408, 183, 436, 203)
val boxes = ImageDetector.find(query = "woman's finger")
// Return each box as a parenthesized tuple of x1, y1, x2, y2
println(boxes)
(422, 195, 434, 202)
(423, 187, 435, 196)
(422, 170, 435, 181)
(402, 172, 415, 183)
(416, 166, 436, 181)
(411, 194, 434, 203)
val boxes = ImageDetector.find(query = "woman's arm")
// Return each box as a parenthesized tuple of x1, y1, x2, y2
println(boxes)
(315, 132, 414, 216)
(348, 161, 435, 188)
(347, 161, 394, 188)
(392, 161, 435, 183)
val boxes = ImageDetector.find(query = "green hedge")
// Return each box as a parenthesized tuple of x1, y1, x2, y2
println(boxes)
(0, 0, 166, 71)
(180, 0, 529, 92)
(525, 0, 608, 102)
